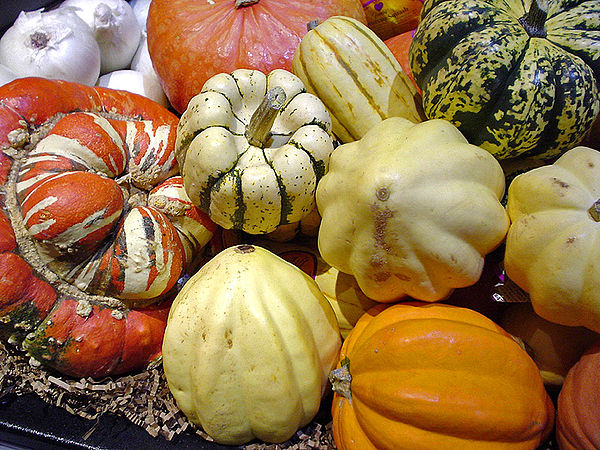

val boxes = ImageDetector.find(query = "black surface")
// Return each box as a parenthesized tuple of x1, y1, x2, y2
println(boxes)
(0, 392, 238, 449)
(0, 388, 335, 449)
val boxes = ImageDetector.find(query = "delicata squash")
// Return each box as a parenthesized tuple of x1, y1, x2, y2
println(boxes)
(0, 77, 215, 377)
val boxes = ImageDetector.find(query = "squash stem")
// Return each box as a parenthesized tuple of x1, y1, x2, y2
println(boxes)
(329, 358, 352, 401)
(588, 199, 600, 222)
(307, 20, 319, 31)
(519, 0, 548, 38)
(235, 0, 259, 8)
(245, 87, 286, 148)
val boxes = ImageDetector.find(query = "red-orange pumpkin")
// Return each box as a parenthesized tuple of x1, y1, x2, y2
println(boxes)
(330, 302, 555, 450)
(556, 339, 600, 450)
(146, 0, 367, 113)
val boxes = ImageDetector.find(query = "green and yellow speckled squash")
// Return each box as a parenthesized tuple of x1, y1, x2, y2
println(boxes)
(409, 0, 600, 160)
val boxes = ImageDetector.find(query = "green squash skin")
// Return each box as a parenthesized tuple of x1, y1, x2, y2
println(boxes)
(409, 0, 600, 160)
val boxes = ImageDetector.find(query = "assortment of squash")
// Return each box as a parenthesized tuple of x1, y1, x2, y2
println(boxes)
(1, 0, 600, 448)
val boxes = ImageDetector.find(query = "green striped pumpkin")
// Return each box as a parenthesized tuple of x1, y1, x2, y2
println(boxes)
(410, 0, 600, 160)
(175, 69, 334, 235)
(292, 16, 422, 143)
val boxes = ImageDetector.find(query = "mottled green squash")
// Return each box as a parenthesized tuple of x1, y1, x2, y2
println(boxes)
(410, 0, 600, 159)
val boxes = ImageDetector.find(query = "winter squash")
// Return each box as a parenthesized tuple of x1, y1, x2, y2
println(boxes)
(500, 302, 599, 387)
(292, 16, 422, 143)
(556, 339, 600, 450)
(146, 0, 367, 113)
(162, 244, 341, 445)
(176, 68, 334, 235)
(504, 146, 600, 333)
(409, 0, 600, 159)
(316, 117, 509, 302)
(330, 301, 555, 449)
(0, 77, 216, 377)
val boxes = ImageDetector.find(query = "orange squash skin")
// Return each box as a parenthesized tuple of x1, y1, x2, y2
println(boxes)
(146, 0, 367, 113)
(331, 302, 555, 450)
(556, 340, 600, 450)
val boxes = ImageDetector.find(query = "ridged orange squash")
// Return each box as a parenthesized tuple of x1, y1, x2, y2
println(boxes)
(330, 302, 555, 450)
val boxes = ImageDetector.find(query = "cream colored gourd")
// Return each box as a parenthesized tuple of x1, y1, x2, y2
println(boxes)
(504, 146, 600, 333)
(175, 68, 334, 234)
(292, 15, 421, 143)
(162, 244, 341, 445)
(316, 117, 510, 302)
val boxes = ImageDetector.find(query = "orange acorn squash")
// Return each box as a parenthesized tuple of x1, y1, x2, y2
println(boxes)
(330, 302, 555, 450)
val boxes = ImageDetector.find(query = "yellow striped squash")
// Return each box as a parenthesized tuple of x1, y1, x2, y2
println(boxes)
(292, 16, 422, 143)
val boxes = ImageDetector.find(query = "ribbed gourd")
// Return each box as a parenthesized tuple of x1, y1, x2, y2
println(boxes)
(176, 68, 334, 235)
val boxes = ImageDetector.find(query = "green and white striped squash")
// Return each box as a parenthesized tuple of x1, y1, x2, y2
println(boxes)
(410, 0, 600, 160)
(292, 16, 422, 143)
(175, 69, 334, 235)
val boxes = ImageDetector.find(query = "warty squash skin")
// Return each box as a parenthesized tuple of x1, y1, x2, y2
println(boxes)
(330, 302, 555, 450)
(316, 116, 510, 302)
(162, 244, 341, 445)
(504, 146, 600, 333)
(410, 0, 600, 159)
(176, 68, 334, 235)
(292, 16, 422, 143)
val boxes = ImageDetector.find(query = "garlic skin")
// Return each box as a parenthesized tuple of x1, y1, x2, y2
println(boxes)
(97, 69, 168, 107)
(61, 0, 142, 74)
(129, 0, 152, 34)
(0, 9, 101, 86)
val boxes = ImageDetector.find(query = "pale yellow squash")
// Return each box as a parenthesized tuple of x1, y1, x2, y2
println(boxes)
(292, 16, 421, 143)
(505, 146, 600, 333)
(316, 117, 510, 302)
(162, 245, 341, 445)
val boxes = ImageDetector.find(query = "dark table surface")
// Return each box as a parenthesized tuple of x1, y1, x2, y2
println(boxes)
(0, 391, 238, 450)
